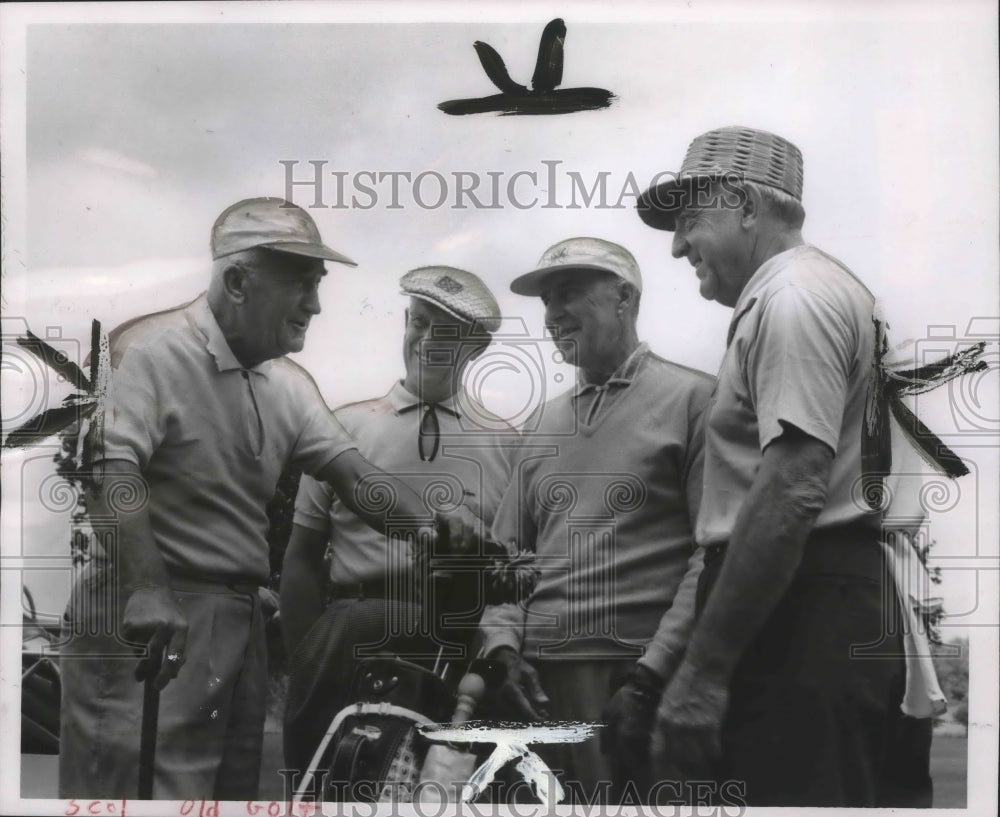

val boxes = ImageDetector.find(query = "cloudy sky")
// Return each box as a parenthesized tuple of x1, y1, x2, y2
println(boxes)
(1, 1, 997, 792)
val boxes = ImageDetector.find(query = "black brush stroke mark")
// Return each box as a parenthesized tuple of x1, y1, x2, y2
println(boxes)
(3, 403, 98, 450)
(864, 318, 994, 481)
(17, 331, 91, 392)
(474, 42, 527, 94)
(89, 319, 101, 392)
(439, 88, 614, 116)
(440, 18, 614, 116)
(889, 399, 969, 479)
(3, 319, 104, 449)
(531, 18, 566, 93)
(889, 341, 989, 396)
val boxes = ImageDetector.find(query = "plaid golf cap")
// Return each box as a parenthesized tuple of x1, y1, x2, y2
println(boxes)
(211, 197, 357, 266)
(509, 236, 642, 296)
(637, 126, 804, 231)
(400, 266, 502, 333)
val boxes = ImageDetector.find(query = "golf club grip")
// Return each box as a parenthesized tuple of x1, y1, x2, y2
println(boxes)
(451, 671, 487, 724)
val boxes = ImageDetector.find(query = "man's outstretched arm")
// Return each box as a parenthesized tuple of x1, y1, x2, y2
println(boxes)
(316, 447, 480, 545)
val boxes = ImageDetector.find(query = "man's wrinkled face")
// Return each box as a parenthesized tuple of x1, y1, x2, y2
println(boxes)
(670, 188, 752, 308)
(241, 253, 326, 361)
(540, 269, 624, 370)
(402, 298, 484, 395)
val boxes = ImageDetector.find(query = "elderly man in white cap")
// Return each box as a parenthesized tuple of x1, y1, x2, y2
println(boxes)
(280, 266, 514, 787)
(479, 237, 713, 804)
(59, 199, 475, 800)
(636, 127, 928, 806)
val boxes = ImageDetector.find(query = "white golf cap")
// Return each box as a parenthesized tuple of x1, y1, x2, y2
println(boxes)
(509, 237, 642, 296)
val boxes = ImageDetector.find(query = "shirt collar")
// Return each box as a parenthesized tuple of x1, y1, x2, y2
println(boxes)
(572, 342, 648, 399)
(388, 380, 462, 418)
(733, 245, 806, 314)
(727, 245, 807, 346)
(188, 293, 272, 377)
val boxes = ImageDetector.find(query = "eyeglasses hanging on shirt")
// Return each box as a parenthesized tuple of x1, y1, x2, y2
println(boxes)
(418, 403, 441, 462)
(405, 401, 463, 462)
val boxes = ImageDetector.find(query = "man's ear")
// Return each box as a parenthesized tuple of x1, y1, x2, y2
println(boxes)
(617, 281, 638, 314)
(740, 184, 762, 229)
(222, 264, 251, 305)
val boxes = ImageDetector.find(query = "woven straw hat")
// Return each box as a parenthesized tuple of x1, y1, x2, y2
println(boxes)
(637, 126, 804, 231)
(510, 236, 642, 296)
(400, 266, 502, 333)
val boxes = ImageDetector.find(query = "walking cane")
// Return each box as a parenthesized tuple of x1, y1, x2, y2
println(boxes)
(137, 646, 164, 799)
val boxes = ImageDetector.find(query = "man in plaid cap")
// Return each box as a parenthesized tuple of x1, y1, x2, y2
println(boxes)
(280, 266, 514, 791)
(636, 127, 929, 806)
(59, 199, 477, 800)
(479, 237, 713, 804)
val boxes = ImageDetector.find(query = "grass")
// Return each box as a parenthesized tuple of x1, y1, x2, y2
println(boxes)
(929, 733, 967, 808)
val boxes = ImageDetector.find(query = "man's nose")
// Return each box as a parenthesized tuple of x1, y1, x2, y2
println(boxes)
(544, 299, 564, 325)
(303, 285, 322, 315)
(671, 228, 688, 259)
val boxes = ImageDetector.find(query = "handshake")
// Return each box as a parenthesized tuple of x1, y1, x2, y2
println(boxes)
(409, 510, 538, 606)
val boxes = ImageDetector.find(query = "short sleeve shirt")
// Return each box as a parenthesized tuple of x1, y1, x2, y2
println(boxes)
(696, 245, 882, 545)
(95, 293, 357, 582)
(293, 380, 515, 584)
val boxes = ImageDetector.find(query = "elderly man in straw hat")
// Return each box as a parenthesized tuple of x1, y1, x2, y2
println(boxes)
(59, 199, 478, 800)
(280, 266, 515, 788)
(635, 127, 930, 806)
(479, 237, 713, 804)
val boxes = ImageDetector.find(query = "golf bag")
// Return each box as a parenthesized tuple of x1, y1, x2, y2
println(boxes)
(295, 655, 456, 803)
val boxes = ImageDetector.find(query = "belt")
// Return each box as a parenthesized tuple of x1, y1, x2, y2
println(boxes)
(704, 521, 885, 581)
(167, 571, 260, 596)
(329, 574, 428, 601)
(329, 578, 394, 600)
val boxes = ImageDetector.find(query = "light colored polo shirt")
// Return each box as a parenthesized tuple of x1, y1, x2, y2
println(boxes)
(293, 380, 514, 584)
(96, 293, 357, 583)
(696, 244, 883, 546)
